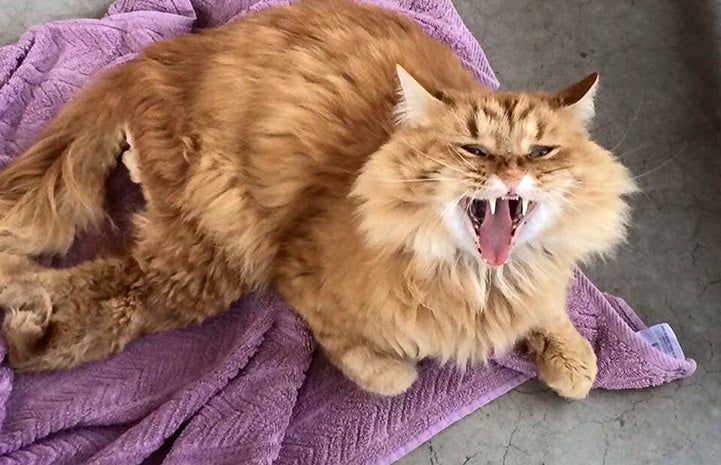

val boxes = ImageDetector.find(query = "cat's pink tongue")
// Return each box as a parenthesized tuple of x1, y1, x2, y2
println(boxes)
(478, 199, 513, 266)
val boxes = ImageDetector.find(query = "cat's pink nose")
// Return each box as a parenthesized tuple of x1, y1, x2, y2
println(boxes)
(499, 171, 524, 191)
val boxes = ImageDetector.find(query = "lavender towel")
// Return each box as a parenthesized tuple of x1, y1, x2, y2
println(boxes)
(0, 1, 696, 464)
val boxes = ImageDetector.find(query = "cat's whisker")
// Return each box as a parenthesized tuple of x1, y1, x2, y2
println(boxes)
(614, 142, 650, 160)
(610, 96, 644, 153)
(445, 192, 468, 216)
(572, 176, 678, 189)
(375, 177, 461, 184)
(540, 166, 570, 175)
(399, 140, 467, 176)
(565, 184, 655, 204)
(413, 150, 467, 176)
(631, 143, 687, 181)
(446, 146, 476, 171)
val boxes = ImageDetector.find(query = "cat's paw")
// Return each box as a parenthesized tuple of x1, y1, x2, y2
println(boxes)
(356, 360, 418, 396)
(334, 346, 418, 396)
(536, 336, 597, 399)
(0, 283, 53, 370)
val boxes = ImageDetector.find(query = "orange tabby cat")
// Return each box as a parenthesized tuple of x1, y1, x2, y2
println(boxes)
(0, 0, 634, 398)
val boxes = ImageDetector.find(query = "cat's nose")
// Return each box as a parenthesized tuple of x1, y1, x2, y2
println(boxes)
(499, 171, 524, 191)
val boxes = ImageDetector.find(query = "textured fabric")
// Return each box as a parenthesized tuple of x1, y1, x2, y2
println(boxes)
(0, 1, 696, 464)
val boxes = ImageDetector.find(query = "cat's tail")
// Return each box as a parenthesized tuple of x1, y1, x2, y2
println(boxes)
(0, 64, 134, 257)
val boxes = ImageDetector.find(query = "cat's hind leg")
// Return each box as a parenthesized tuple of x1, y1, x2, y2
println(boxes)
(0, 211, 247, 372)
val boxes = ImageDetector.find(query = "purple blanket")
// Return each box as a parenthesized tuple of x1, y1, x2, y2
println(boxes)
(0, 1, 696, 464)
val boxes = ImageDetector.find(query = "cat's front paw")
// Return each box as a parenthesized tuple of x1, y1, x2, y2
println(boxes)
(356, 360, 418, 396)
(330, 345, 418, 396)
(536, 336, 597, 399)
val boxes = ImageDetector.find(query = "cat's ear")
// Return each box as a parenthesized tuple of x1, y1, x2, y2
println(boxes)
(553, 72, 599, 127)
(394, 64, 441, 126)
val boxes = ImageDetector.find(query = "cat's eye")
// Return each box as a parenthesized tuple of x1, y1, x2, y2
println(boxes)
(461, 144, 489, 157)
(528, 145, 555, 158)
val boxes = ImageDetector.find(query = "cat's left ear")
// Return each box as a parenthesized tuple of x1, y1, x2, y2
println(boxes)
(553, 72, 599, 127)
(394, 64, 441, 126)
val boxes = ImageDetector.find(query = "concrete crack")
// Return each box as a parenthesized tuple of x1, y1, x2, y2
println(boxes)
(502, 412, 522, 465)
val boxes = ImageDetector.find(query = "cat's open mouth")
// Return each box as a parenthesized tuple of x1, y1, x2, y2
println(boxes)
(463, 195, 536, 266)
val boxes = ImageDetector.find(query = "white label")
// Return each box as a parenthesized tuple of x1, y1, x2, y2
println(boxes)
(637, 323, 685, 360)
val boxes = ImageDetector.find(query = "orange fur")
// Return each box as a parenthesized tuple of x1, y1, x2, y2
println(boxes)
(0, 1, 634, 398)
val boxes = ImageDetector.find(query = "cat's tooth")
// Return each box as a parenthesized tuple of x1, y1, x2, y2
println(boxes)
(489, 198, 496, 215)
(521, 198, 529, 216)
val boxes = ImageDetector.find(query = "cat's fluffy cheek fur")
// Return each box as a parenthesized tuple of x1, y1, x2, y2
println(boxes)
(442, 204, 478, 256)
(410, 225, 460, 263)
(516, 203, 554, 246)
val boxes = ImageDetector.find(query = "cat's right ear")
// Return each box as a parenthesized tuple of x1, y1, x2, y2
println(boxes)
(394, 64, 441, 126)
(552, 72, 599, 128)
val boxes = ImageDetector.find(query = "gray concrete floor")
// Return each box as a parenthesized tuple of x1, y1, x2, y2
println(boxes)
(1, 1, 720, 464)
